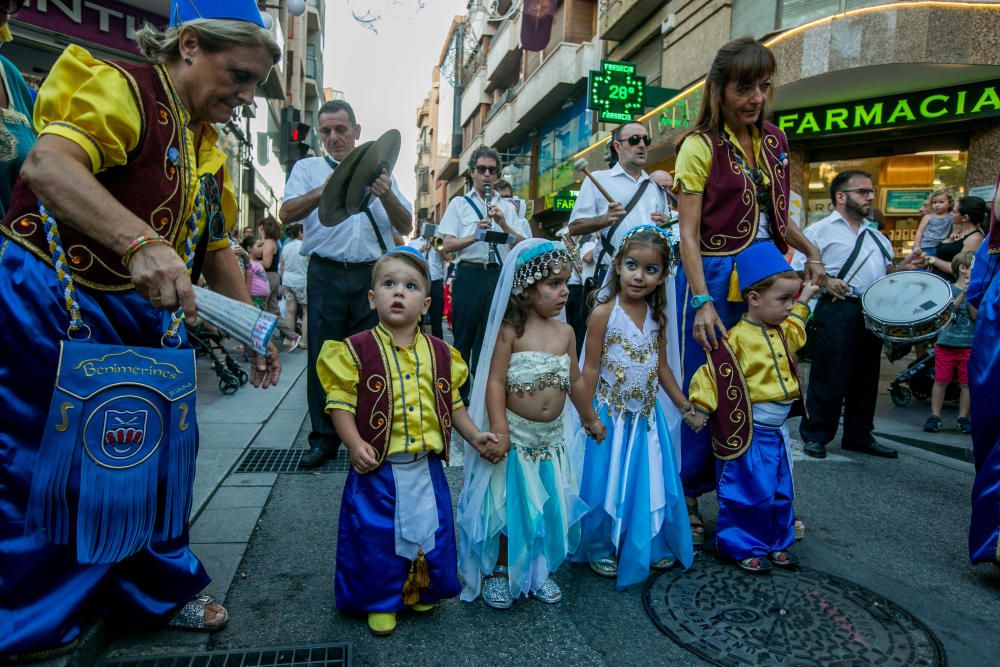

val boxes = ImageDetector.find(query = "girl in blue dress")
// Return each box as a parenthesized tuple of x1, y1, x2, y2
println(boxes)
(571, 225, 698, 588)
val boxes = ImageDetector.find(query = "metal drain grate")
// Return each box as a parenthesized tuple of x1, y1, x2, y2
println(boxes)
(102, 643, 351, 666)
(235, 449, 351, 474)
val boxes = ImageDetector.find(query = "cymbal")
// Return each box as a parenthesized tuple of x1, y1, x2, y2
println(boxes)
(318, 141, 373, 227)
(346, 129, 401, 215)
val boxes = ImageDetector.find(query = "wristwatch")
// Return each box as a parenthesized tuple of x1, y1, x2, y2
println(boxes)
(690, 294, 714, 310)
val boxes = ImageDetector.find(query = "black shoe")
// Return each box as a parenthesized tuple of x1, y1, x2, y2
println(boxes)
(300, 446, 333, 469)
(802, 441, 827, 459)
(767, 550, 801, 569)
(842, 441, 898, 458)
(923, 415, 942, 433)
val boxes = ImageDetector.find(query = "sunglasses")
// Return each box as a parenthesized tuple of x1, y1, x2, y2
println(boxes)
(620, 135, 651, 147)
(475, 165, 498, 174)
(200, 174, 225, 239)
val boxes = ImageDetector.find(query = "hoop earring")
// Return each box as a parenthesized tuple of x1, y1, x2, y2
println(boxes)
(184, 57, 193, 66)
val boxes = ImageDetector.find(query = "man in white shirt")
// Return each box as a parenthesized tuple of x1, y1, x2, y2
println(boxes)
(407, 234, 447, 338)
(791, 170, 923, 460)
(568, 121, 671, 285)
(279, 100, 413, 467)
(565, 234, 596, 353)
(439, 147, 531, 398)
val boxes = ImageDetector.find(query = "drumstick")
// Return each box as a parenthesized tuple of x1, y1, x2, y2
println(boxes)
(844, 249, 875, 288)
(574, 158, 616, 204)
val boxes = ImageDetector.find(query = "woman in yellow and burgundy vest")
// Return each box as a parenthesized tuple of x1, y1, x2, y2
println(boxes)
(0, 1, 281, 659)
(672, 38, 826, 545)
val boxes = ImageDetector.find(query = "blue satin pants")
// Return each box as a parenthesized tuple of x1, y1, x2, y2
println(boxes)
(715, 425, 795, 561)
(968, 246, 1000, 565)
(335, 454, 460, 612)
(676, 253, 748, 497)
(0, 240, 208, 654)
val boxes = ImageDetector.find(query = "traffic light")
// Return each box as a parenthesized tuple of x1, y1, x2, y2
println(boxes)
(290, 122, 311, 161)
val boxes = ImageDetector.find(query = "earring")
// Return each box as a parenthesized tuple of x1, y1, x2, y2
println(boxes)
(184, 56, 193, 66)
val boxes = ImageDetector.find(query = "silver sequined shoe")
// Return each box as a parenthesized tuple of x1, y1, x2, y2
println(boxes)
(589, 556, 618, 578)
(652, 556, 676, 571)
(167, 594, 228, 632)
(532, 576, 562, 604)
(482, 566, 513, 610)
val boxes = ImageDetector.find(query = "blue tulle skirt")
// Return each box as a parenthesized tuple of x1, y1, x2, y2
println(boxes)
(458, 411, 586, 601)
(570, 402, 694, 589)
(968, 246, 1000, 565)
(0, 239, 208, 654)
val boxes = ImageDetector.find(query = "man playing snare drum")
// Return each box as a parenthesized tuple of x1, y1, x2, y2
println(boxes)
(791, 170, 924, 459)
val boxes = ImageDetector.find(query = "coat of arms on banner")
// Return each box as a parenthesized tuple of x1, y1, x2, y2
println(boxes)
(83, 396, 164, 470)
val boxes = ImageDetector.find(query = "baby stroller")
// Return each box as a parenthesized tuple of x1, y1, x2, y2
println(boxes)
(887, 347, 960, 407)
(186, 322, 249, 395)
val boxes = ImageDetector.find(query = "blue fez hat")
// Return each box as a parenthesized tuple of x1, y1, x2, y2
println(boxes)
(734, 242, 794, 293)
(170, 0, 265, 28)
(386, 245, 431, 281)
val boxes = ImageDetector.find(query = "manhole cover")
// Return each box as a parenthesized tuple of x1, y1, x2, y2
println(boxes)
(643, 554, 945, 666)
(236, 448, 350, 474)
(101, 642, 351, 666)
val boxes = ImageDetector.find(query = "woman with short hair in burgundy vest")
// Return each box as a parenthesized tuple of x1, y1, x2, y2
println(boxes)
(671, 37, 826, 546)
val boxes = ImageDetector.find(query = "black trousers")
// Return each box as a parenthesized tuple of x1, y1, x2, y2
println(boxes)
(451, 262, 500, 403)
(566, 284, 587, 355)
(429, 278, 444, 339)
(306, 257, 379, 453)
(799, 296, 883, 448)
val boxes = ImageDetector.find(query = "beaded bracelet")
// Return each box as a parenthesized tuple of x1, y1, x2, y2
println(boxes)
(123, 233, 169, 267)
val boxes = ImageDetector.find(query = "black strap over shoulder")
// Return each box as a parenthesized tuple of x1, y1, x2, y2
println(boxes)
(361, 192, 388, 254)
(597, 178, 652, 264)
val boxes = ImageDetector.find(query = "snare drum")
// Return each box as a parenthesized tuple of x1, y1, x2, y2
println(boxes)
(861, 272, 954, 343)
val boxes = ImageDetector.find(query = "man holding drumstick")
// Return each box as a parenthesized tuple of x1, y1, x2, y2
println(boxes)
(792, 170, 923, 459)
(568, 121, 672, 289)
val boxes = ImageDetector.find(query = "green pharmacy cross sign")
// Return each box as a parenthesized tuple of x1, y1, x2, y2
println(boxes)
(588, 60, 646, 123)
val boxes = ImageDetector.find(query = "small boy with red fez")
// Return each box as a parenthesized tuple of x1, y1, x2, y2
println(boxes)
(317, 246, 499, 635)
(688, 243, 819, 574)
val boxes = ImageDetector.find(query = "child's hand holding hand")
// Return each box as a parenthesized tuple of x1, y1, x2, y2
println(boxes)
(347, 441, 379, 474)
(799, 280, 820, 303)
(584, 416, 606, 443)
(471, 431, 506, 465)
(684, 411, 708, 433)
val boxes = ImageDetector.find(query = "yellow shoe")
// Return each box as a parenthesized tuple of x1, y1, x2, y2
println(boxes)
(367, 612, 397, 636)
(410, 602, 434, 613)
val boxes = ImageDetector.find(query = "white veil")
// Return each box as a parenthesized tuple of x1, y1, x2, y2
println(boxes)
(457, 237, 562, 601)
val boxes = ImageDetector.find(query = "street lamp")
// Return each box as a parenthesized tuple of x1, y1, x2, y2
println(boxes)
(259, 0, 307, 30)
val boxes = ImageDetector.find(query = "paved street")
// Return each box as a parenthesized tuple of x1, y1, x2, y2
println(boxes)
(57, 349, 997, 666)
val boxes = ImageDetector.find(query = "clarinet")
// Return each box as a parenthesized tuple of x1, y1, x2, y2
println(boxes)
(484, 182, 499, 265)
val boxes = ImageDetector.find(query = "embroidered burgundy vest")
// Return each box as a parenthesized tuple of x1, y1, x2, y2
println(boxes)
(989, 168, 999, 254)
(707, 327, 805, 460)
(697, 121, 790, 256)
(0, 60, 223, 292)
(348, 329, 455, 464)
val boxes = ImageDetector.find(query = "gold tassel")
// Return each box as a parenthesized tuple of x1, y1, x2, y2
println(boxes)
(401, 549, 430, 605)
(727, 264, 742, 302)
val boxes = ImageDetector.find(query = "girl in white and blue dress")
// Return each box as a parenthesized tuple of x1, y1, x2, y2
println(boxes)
(572, 225, 698, 589)
(458, 239, 605, 609)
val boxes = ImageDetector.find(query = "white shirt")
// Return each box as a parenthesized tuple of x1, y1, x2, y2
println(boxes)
(284, 155, 413, 263)
(279, 238, 309, 290)
(569, 162, 670, 268)
(407, 238, 446, 282)
(568, 238, 598, 286)
(791, 212, 893, 296)
(438, 190, 531, 264)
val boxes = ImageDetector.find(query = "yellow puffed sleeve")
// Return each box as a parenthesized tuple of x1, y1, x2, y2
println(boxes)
(673, 134, 713, 195)
(782, 302, 811, 355)
(450, 345, 469, 409)
(35, 44, 142, 174)
(317, 340, 360, 414)
(688, 361, 718, 414)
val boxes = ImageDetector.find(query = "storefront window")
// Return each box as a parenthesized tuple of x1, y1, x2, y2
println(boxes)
(805, 150, 968, 256)
(535, 98, 594, 205)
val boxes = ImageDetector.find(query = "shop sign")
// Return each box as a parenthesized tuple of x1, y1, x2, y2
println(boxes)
(968, 184, 997, 202)
(884, 189, 931, 215)
(775, 80, 1000, 139)
(545, 190, 579, 212)
(14, 0, 165, 57)
(588, 60, 646, 123)
(658, 88, 703, 132)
